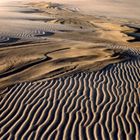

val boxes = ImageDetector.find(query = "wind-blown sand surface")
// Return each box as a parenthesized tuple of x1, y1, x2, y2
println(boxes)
(0, 1, 140, 140)
(1, 59, 140, 140)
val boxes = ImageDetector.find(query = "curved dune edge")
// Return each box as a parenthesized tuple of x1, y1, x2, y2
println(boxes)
(0, 58, 140, 140)
(0, 41, 140, 90)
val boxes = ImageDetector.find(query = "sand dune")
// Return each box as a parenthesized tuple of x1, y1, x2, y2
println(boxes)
(1, 40, 140, 91)
(0, 1, 139, 47)
(1, 0, 140, 19)
(0, 1, 140, 140)
(0, 57, 140, 140)
(0, 1, 139, 91)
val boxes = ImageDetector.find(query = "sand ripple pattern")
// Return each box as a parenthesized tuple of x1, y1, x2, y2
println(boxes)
(0, 59, 140, 140)
(0, 19, 89, 46)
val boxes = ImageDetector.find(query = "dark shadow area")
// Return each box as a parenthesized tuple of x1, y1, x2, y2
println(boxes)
(127, 32, 140, 42)
(0, 56, 52, 79)
(28, 18, 55, 22)
(35, 32, 54, 37)
(122, 25, 140, 42)
(59, 30, 73, 32)
(0, 37, 20, 44)
(18, 9, 43, 14)
(0, 41, 32, 48)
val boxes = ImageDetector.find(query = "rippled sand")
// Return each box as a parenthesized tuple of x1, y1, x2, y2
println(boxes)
(0, 1, 140, 140)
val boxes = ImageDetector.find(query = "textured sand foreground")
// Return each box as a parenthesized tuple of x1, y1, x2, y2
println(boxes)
(0, 1, 140, 140)
(1, 57, 140, 140)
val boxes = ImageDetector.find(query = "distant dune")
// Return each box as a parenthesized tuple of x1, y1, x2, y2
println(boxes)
(51, 0, 140, 19)
(1, 0, 140, 19)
